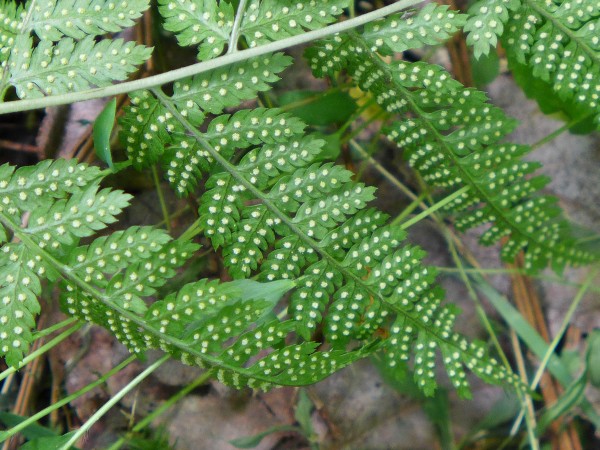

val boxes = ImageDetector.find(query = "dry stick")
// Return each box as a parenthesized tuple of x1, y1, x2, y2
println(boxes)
(0, 140, 40, 154)
(508, 255, 581, 450)
(509, 330, 540, 450)
(440, 0, 473, 87)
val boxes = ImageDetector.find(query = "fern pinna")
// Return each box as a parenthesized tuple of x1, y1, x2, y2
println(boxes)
(307, 5, 594, 273)
(0, 0, 151, 99)
(114, 1, 523, 396)
(465, 0, 600, 127)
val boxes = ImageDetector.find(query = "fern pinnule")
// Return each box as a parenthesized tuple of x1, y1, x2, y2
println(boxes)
(464, 0, 520, 58)
(363, 3, 467, 54)
(158, 0, 234, 60)
(120, 53, 292, 194)
(9, 36, 151, 98)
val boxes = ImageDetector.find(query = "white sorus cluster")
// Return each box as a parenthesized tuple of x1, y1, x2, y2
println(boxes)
(505, 3, 600, 118)
(365, 4, 465, 54)
(241, 0, 346, 48)
(30, 0, 149, 40)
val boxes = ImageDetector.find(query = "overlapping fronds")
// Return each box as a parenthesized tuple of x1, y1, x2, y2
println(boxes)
(114, 1, 525, 396)
(307, 17, 593, 272)
(120, 85, 520, 397)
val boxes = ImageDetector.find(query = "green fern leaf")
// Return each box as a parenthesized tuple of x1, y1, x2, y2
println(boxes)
(130, 88, 520, 395)
(158, 0, 234, 60)
(307, 30, 594, 273)
(0, 160, 131, 366)
(0, 244, 42, 367)
(464, 0, 521, 58)
(172, 52, 292, 117)
(503, 0, 600, 127)
(0, 0, 23, 64)
(120, 90, 180, 169)
(120, 54, 292, 192)
(9, 35, 151, 98)
(28, 0, 150, 41)
(240, 0, 349, 48)
(363, 4, 466, 54)
(114, 4, 526, 395)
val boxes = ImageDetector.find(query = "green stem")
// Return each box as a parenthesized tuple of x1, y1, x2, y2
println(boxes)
(0, 354, 136, 443)
(338, 98, 378, 138)
(349, 139, 420, 203)
(178, 217, 205, 242)
(0, 0, 425, 114)
(59, 355, 169, 450)
(228, 0, 248, 53)
(530, 122, 571, 150)
(445, 240, 513, 372)
(106, 369, 215, 450)
(399, 186, 469, 230)
(0, 320, 82, 383)
(151, 165, 172, 233)
(31, 317, 79, 340)
(510, 330, 540, 450)
(438, 266, 600, 293)
(390, 192, 428, 226)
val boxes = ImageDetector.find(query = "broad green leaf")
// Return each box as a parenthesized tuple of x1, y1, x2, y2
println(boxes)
(93, 97, 117, 170)
(278, 90, 357, 126)
(586, 329, 600, 388)
(471, 49, 500, 88)
(536, 370, 588, 435)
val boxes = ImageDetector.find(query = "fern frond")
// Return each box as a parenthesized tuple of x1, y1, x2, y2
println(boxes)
(121, 78, 521, 395)
(239, 0, 349, 48)
(28, 0, 149, 41)
(157, 0, 234, 60)
(307, 28, 594, 272)
(0, 160, 131, 366)
(63, 239, 366, 389)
